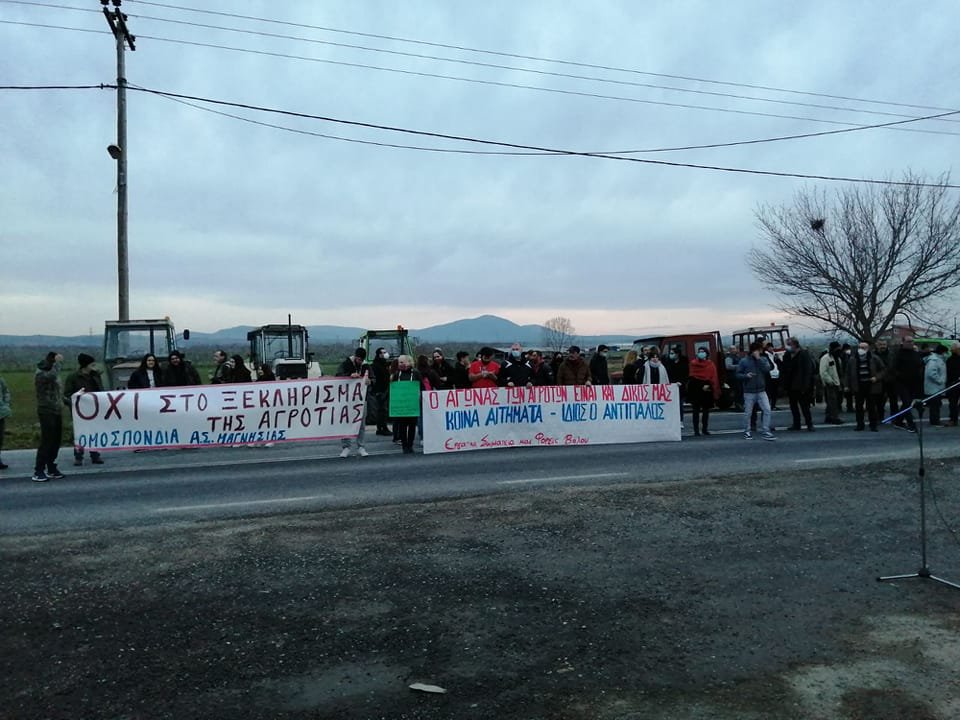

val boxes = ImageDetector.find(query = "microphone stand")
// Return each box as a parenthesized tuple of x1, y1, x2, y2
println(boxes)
(877, 378, 960, 590)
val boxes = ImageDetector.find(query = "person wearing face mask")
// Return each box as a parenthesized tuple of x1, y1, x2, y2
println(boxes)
(736, 342, 776, 440)
(662, 345, 689, 426)
(687, 348, 721, 436)
(370, 347, 392, 436)
(589, 345, 611, 385)
(500, 343, 533, 388)
(923, 344, 948, 427)
(846, 341, 885, 431)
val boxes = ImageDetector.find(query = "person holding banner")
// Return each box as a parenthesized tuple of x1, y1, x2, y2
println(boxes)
(556, 346, 592, 386)
(500, 343, 533, 388)
(527, 350, 554, 386)
(63, 353, 105, 466)
(468, 347, 500, 389)
(128, 354, 163, 389)
(390, 355, 422, 454)
(338, 348, 371, 457)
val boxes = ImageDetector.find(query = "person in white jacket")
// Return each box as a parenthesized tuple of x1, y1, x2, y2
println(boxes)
(923, 344, 948, 426)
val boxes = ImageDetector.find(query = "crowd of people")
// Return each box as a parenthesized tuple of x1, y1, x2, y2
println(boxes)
(5, 334, 959, 479)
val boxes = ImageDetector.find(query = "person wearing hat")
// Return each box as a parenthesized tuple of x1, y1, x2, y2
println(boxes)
(64, 353, 106, 466)
(818, 341, 845, 425)
(589, 345, 611, 385)
(468, 347, 500, 389)
(556, 346, 592, 386)
(33, 351, 65, 481)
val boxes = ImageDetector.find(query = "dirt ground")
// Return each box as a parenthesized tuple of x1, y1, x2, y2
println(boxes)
(3, 458, 960, 720)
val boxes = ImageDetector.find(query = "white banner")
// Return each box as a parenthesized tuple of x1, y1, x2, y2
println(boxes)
(421, 384, 681, 454)
(71, 378, 366, 451)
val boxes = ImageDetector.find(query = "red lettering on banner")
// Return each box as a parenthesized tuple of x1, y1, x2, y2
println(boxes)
(652, 384, 673, 401)
(105, 392, 125, 420)
(444, 390, 459, 408)
(243, 390, 255, 409)
(534, 432, 557, 446)
(222, 390, 237, 411)
(574, 386, 597, 402)
(160, 395, 175, 413)
(74, 393, 99, 420)
(428, 393, 440, 410)
(620, 385, 650, 401)
(601, 386, 615, 401)
(564, 434, 589, 445)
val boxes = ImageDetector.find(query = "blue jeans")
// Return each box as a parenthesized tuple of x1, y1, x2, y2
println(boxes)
(743, 392, 771, 433)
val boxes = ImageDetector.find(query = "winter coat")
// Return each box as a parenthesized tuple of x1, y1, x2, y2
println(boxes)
(845, 352, 885, 395)
(736, 354, 772, 394)
(63, 366, 104, 403)
(0, 375, 11, 420)
(556, 357, 591, 386)
(781, 348, 815, 393)
(819, 353, 842, 387)
(687, 358, 721, 401)
(35, 360, 63, 415)
(499, 359, 533, 387)
(589, 353, 610, 385)
(128, 367, 164, 389)
(529, 361, 554, 387)
(641, 362, 671, 385)
(923, 353, 947, 396)
(160, 361, 201, 387)
(891, 348, 924, 395)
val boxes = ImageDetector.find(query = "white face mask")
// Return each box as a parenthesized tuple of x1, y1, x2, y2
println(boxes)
(511, 350, 521, 358)
(697, 351, 707, 360)
(382, 352, 390, 360)
(858, 349, 867, 357)
(649, 360, 660, 367)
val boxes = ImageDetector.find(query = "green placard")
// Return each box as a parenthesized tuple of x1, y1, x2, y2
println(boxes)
(389, 381, 421, 417)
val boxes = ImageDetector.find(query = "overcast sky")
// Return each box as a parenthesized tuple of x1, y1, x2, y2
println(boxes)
(2, 0, 958, 337)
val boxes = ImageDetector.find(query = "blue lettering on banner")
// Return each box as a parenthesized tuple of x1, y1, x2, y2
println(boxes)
(484, 405, 543, 426)
(561, 403, 599, 422)
(601, 402, 666, 420)
(446, 409, 480, 430)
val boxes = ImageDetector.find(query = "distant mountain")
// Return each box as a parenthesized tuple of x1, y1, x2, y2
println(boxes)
(0, 316, 638, 349)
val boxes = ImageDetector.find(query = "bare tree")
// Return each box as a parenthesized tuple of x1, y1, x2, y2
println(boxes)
(542, 316, 575, 353)
(749, 174, 960, 342)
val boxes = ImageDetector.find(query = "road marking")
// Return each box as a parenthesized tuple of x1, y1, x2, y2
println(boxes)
(498, 472, 626, 485)
(794, 455, 885, 464)
(155, 495, 331, 513)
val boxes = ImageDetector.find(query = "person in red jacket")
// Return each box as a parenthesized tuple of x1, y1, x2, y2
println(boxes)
(468, 347, 500, 389)
(687, 347, 721, 436)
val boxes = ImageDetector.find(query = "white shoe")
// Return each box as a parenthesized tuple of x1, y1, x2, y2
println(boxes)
(339, 447, 350, 458)
(358, 447, 369, 457)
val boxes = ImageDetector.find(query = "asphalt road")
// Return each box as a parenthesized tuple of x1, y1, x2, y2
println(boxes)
(2, 409, 956, 535)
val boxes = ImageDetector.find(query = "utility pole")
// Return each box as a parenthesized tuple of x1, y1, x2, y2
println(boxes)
(101, 0, 135, 321)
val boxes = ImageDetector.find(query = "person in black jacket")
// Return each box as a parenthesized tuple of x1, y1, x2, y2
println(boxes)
(781, 337, 815, 431)
(589, 345, 611, 385)
(128, 353, 163, 389)
(947, 341, 960, 426)
(448, 351, 471, 390)
(527, 350, 554, 386)
(63, 353, 105, 466)
(500, 343, 533, 388)
(370, 348, 391, 435)
(161, 350, 201, 387)
(890, 337, 923, 432)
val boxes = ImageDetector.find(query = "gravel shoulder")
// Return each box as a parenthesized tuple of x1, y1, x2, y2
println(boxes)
(3, 457, 960, 719)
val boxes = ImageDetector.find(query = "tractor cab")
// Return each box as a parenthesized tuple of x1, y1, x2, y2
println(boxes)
(359, 326, 411, 360)
(103, 318, 182, 389)
(732, 324, 790, 357)
(247, 322, 321, 380)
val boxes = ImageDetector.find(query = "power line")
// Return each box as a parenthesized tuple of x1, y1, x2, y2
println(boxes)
(118, 10, 960, 126)
(4, 16, 959, 138)
(146, 87, 960, 157)
(131, 34, 960, 138)
(7, 82, 959, 157)
(118, 84, 960, 188)
(129, 0, 960, 116)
